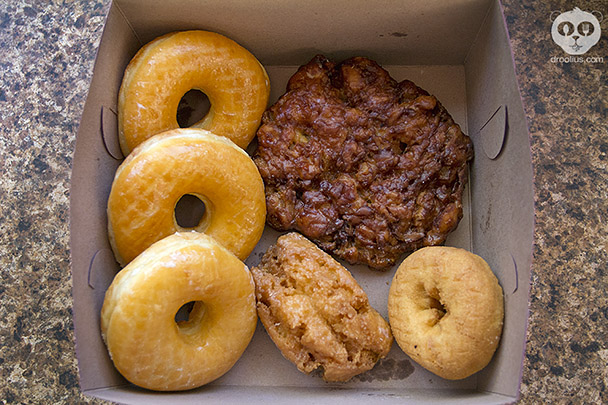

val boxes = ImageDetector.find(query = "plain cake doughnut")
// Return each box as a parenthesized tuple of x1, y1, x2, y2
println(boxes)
(107, 128, 266, 266)
(388, 246, 504, 380)
(118, 30, 270, 154)
(101, 232, 257, 391)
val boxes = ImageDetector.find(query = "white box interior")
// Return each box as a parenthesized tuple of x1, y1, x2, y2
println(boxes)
(70, 0, 534, 403)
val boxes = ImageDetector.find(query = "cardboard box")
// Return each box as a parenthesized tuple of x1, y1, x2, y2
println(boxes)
(70, 0, 534, 403)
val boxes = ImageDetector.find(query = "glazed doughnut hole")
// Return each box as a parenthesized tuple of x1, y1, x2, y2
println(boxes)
(177, 89, 210, 128)
(174, 194, 208, 229)
(174, 301, 196, 322)
(174, 301, 207, 338)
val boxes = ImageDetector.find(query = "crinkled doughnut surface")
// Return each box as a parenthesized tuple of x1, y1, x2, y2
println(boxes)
(251, 232, 393, 382)
(107, 128, 266, 266)
(101, 232, 257, 391)
(254, 55, 473, 269)
(118, 30, 270, 154)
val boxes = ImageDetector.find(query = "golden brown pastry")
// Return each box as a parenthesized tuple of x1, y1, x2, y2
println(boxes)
(107, 128, 265, 266)
(101, 232, 257, 391)
(118, 30, 270, 154)
(388, 246, 504, 380)
(251, 232, 393, 382)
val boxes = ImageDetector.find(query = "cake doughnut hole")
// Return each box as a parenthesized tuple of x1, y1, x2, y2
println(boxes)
(100, 232, 257, 391)
(118, 30, 270, 154)
(174, 300, 200, 323)
(388, 246, 504, 380)
(107, 128, 266, 266)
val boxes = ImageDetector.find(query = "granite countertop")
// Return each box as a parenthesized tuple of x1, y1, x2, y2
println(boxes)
(0, 0, 606, 403)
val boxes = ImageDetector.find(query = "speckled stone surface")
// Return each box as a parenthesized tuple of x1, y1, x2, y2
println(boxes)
(503, 1, 608, 403)
(0, 0, 606, 403)
(0, 1, 109, 403)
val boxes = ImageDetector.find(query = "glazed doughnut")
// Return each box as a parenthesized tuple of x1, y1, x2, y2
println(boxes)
(118, 30, 270, 154)
(388, 246, 504, 380)
(107, 128, 266, 266)
(101, 232, 257, 391)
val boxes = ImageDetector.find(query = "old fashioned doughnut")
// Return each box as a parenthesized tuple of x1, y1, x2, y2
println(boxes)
(107, 128, 265, 266)
(252, 232, 393, 382)
(118, 30, 270, 154)
(101, 232, 257, 391)
(388, 246, 504, 380)
(254, 55, 473, 269)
